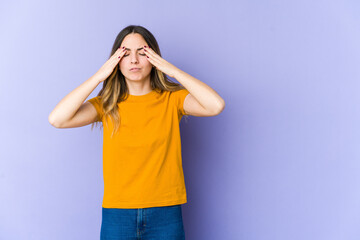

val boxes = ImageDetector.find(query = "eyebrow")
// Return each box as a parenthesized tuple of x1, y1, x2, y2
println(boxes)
(125, 47, 143, 51)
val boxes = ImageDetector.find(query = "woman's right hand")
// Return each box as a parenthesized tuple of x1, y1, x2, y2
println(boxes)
(93, 47, 127, 83)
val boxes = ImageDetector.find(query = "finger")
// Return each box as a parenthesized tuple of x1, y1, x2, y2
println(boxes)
(144, 51, 160, 67)
(110, 48, 124, 61)
(144, 50, 161, 69)
(145, 53, 157, 67)
(110, 49, 126, 65)
(116, 47, 126, 56)
(114, 47, 124, 55)
(117, 49, 127, 59)
(111, 48, 126, 62)
(144, 46, 161, 61)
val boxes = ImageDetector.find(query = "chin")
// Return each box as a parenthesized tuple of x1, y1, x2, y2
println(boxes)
(125, 75, 147, 81)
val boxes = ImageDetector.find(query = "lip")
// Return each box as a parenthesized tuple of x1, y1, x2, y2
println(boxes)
(130, 68, 141, 71)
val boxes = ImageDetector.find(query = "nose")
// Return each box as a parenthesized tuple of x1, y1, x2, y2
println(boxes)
(130, 52, 139, 64)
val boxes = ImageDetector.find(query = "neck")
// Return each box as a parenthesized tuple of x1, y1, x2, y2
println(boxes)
(125, 77, 152, 96)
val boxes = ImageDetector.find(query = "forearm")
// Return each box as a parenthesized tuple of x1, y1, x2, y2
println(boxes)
(48, 75, 101, 127)
(173, 69, 225, 113)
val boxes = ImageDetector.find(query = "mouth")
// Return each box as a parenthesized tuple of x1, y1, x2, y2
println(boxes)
(130, 68, 141, 71)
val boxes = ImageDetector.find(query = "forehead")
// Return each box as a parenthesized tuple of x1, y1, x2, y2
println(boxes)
(121, 33, 146, 50)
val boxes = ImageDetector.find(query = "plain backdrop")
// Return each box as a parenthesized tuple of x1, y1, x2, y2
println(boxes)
(1, 0, 360, 239)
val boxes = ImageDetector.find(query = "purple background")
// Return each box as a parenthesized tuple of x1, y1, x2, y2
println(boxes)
(1, 0, 360, 239)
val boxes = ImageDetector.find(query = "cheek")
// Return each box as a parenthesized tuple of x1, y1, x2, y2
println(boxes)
(119, 60, 127, 69)
(118, 62, 127, 74)
(141, 59, 152, 68)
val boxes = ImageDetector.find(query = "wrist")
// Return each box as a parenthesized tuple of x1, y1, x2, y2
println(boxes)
(89, 75, 103, 85)
(172, 68, 183, 79)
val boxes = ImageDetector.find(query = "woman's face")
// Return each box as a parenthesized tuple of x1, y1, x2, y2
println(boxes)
(119, 33, 153, 82)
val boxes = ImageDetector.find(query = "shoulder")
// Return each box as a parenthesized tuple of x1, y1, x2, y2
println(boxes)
(86, 96, 104, 117)
(169, 88, 190, 98)
(87, 95, 101, 104)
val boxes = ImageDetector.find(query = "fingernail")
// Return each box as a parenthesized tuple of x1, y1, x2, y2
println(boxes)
(118, 56, 120, 58)
(147, 56, 149, 58)
(144, 46, 147, 48)
(122, 46, 125, 49)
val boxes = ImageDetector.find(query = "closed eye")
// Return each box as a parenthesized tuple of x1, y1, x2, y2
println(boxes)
(124, 53, 146, 57)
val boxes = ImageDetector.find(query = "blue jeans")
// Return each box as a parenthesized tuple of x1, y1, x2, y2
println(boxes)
(100, 204, 185, 240)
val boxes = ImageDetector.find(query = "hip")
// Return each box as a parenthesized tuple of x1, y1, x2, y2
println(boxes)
(100, 204, 185, 240)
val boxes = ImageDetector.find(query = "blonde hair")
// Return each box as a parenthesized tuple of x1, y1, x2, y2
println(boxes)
(90, 25, 188, 138)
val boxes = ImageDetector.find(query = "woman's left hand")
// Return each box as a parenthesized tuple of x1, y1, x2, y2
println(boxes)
(143, 45, 179, 78)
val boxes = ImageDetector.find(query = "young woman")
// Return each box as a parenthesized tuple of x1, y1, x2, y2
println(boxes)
(48, 25, 225, 240)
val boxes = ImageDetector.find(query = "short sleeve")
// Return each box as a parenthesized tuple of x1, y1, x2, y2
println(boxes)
(86, 96, 104, 122)
(173, 89, 190, 116)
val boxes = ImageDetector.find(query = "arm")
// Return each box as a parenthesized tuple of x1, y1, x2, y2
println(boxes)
(48, 76, 101, 128)
(48, 46, 128, 128)
(174, 69, 225, 116)
(142, 45, 225, 117)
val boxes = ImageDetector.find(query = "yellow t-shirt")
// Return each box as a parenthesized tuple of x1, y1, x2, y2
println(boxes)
(86, 88, 190, 209)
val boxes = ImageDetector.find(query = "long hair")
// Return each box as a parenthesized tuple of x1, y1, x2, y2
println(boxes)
(90, 25, 188, 138)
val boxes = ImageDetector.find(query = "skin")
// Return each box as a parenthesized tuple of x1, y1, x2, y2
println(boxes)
(119, 33, 154, 96)
(119, 33, 226, 116)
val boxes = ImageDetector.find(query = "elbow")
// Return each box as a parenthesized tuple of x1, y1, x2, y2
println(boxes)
(211, 99, 226, 116)
(217, 103, 226, 115)
(48, 113, 55, 126)
(48, 114, 61, 128)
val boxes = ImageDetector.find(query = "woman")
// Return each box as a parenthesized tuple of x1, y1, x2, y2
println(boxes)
(48, 25, 225, 240)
